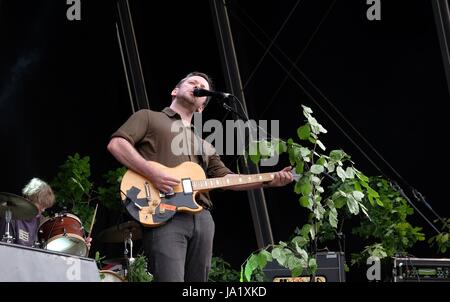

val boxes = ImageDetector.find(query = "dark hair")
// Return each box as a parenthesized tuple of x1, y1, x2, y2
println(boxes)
(175, 71, 214, 90)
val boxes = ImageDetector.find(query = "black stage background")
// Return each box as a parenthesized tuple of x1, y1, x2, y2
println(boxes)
(0, 0, 449, 281)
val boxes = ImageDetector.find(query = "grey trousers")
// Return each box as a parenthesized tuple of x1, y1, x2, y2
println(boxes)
(142, 210, 215, 282)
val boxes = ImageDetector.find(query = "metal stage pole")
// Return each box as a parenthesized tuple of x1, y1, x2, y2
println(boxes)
(116, 0, 150, 112)
(210, 0, 275, 248)
(432, 0, 450, 97)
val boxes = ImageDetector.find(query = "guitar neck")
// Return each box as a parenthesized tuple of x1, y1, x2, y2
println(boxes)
(191, 173, 275, 191)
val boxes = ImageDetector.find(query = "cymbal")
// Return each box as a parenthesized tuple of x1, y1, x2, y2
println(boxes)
(0, 192, 38, 220)
(97, 221, 142, 243)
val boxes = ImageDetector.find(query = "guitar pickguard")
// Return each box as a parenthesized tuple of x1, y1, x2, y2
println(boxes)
(123, 186, 201, 227)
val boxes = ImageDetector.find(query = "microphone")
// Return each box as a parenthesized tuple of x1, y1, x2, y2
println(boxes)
(193, 87, 232, 99)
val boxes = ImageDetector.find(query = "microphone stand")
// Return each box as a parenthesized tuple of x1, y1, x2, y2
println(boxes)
(411, 187, 447, 228)
(220, 97, 248, 121)
(390, 180, 441, 235)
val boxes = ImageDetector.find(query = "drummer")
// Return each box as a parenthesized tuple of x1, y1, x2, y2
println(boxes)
(0, 178, 55, 247)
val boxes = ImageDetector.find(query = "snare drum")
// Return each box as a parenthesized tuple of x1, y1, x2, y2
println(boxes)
(38, 213, 88, 257)
(99, 270, 125, 282)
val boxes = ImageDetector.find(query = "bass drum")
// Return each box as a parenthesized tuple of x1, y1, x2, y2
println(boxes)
(99, 270, 126, 282)
(38, 213, 88, 257)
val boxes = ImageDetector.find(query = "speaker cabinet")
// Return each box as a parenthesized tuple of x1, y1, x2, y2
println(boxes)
(263, 251, 346, 282)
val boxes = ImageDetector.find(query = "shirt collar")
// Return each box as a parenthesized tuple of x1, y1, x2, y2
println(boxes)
(162, 107, 179, 118)
(162, 107, 196, 129)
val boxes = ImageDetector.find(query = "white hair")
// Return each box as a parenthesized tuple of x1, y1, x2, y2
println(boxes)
(22, 178, 48, 196)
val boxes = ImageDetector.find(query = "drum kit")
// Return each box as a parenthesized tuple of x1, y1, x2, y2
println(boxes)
(0, 192, 89, 256)
(1, 192, 143, 282)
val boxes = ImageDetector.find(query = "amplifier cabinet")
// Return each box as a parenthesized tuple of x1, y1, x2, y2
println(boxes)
(263, 251, 346, 282)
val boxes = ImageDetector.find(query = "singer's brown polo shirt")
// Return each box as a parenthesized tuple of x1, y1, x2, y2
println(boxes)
(111, 107, 232, 208)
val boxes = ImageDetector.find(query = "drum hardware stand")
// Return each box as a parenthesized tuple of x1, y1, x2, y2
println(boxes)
(1, 209, 15, 243)
(123, 231, 135, 276)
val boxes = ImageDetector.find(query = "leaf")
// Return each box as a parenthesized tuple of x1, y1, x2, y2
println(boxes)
(271, 247, 282, 259)
(315, 186, 324, 193)
(327, 162, 335, 172)
(310, 164, 324, 174)
(362, 182, 380, 198)
(347, 195, 360, 215)
(376, 198, 384, 207)
(302, 105, 313, 114)
(295, 161, 304, 174)
(354, 181, 362, 192)
(298, 248, 309, 262)
(288, 145, 301, 165)
(336, 166, 347, 182)
(300, 181, 313, 196)
(291, 236, 308, 247)
(316, 157, 327, 166)
(309, 225, 316, 240)
(291, 266, 303, 277)
(316, 140, 326, 151)
(278, 241, 288, 247)
(345, 167, 355, 179)
(359, 202, 370, 219)
(313, 204, 325, 220)
(300, 224, 312, 237)
(355, 171, 369, 182)
(287, 255, 303, 272)
(330, 150, 345, 162)
(256, 252, 268, 269)
(308, 258, 318, 273)
(273, 249, 287, 266)
(311, 176, 321, 185)
(299, 147, 311, 157)
(297, 124, 311, 140)
(299, 196, 312, 208)
(70, 177, 86, 192)
(273, 139, 287, 154)
(244, 262, 253, 282)
(328, 206, 338, 228)
(352, 190, 364, 201)
(244, 254, 258, 281)
(260, 249, 273, 262)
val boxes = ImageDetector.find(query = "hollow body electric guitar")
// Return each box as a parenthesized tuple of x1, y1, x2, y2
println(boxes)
(120, 161, 275, 227)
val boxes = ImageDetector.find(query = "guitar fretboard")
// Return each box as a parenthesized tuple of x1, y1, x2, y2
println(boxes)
(191, 173, 275, 191)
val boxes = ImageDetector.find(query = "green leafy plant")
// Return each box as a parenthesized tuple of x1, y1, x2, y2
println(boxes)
(127, 254, 153, 282)
(208, 256, 240, 282)
(50, 153, 96, 230)
(51, 154, 126, 228)
(350, 176, 425, 265)
(97, 167, 127, 211)
(241, 105, 381, 281)
(428, 218, 450, 255)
